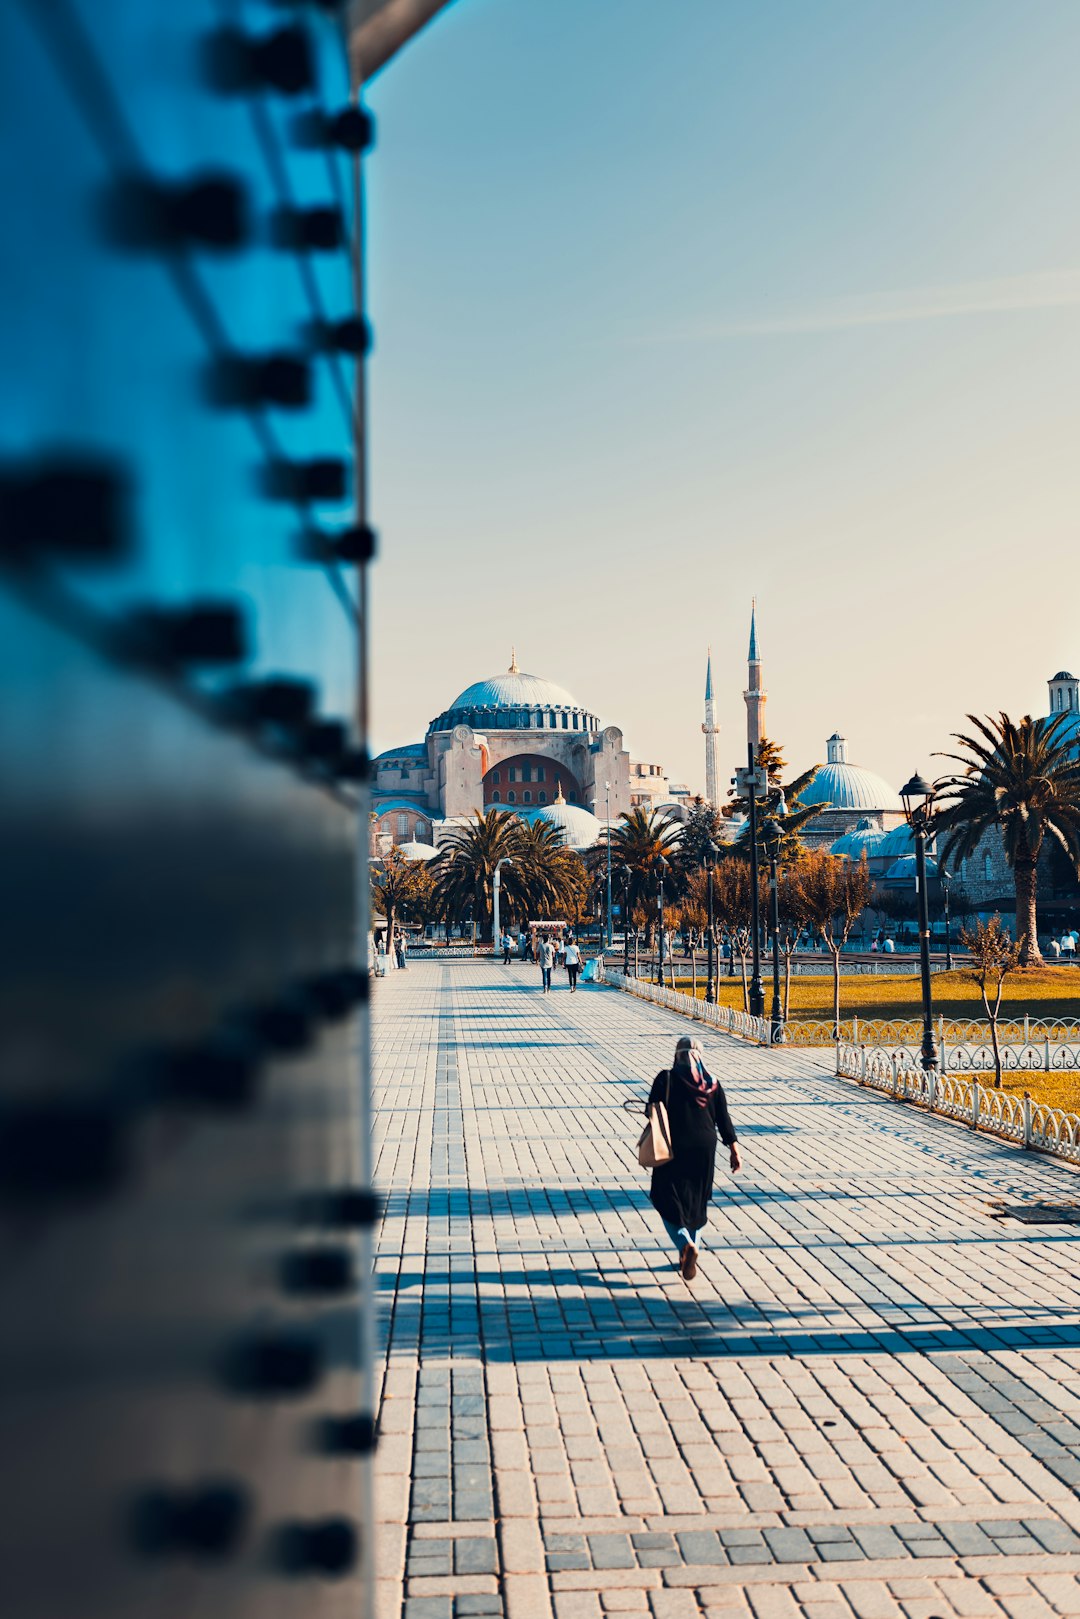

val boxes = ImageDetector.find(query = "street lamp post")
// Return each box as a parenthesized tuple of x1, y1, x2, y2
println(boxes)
(900, 772, 938, 1072)
(492, 856, 513, 960)
(747, 743, 765, 1018)
(604, 780, 613, 950)
(619, 865, 632, 977)
(705, 841, 718, 1004)
(655, 863, 666, 987)
(764, 801, 786, 1045)
(940, 864, 953, 971)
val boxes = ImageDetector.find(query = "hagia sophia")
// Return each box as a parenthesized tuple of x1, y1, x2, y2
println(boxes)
(371, 609, 1078, 918)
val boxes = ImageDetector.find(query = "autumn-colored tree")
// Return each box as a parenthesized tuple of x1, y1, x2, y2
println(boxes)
(792, 851, 875, 1036)
(959, 915, 1023, 1089)
(370, 848, 433, 956)
(711, 857, 766, 1011)
(934, 712, 1080, 966)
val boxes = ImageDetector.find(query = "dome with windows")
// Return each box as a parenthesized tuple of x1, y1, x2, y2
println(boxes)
(428, 651, 599, 735)
(830, 817, 888, 860)
(523, 788, 602, 850)
(799, 733, 903, 814)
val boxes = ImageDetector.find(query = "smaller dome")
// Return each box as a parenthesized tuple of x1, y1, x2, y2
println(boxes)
(1052, 671, 1076, 682)
(885, 854, 938, 881)
(524, 789, 601, 850)
(397, 840, 437, 860)
(876, 823, 918, 857)
(375, 742, 427, 761)
(831, 818, 888, 859)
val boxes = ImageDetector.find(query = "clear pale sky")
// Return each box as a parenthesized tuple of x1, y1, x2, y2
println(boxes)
(365, 0, 1080, 797)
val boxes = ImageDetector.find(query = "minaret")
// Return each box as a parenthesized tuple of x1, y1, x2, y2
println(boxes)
(744, 600, 766, 753)
(701, 648, 720, 804)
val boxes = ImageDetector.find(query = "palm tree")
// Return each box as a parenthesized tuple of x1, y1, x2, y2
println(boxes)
(513, 819, 580, 921)
(934, 712, 1080, 966)
(606, 807, 683, 943)
(430, 809, 526, 942)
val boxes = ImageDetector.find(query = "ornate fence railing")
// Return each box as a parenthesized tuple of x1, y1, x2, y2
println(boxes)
(760, 1014, 1080, 1051)
(836, 1042, 1080, 1165)
(606, 970, 769, 1044)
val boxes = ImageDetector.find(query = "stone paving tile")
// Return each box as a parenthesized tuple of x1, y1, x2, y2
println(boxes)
(373, 964, 1080, 1619)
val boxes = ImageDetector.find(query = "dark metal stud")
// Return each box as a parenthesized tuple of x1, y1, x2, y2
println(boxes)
(158, 1035, 261, 1109)
(206, 353, 311, 410)
(203, 25, 315, 96)
(0, 456, 131, 564)
(301, 719, 347, 767)
(244, 994, 315, 1054)
(273, 1518, 358, 1576)
(122, 601, 248, 669)
(316, 1413, 377, 1456)
(335, 748, 371, 782)
(306, 317, 371, 355)
(262, 458, 348, 503)
(318, 1187, 381, 1229)
(219, 1332, 323, 1397)
(269, 205, 344, 253)
(103, 173, 248, 251)
(280, 1245, 355, 1296)
(299, 524, 376, 565)
(304, 967, 367, 1018)
(129, 1481, 251, 1560)
(292, 106, 374, 152)
(0, 1100, 125, 1203)
(219, 676, 317, 731)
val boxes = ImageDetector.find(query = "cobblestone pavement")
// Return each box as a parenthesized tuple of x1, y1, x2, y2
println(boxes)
(373, 962, 1080, 1619)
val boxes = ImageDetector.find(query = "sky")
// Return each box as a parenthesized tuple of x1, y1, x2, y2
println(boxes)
(365, 0, 1080, 797)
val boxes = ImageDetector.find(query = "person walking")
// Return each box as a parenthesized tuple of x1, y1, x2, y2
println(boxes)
(395, 933, 408, 970)
(564, 937, 581, 992)
(645, 1035, 740, 1281)
(538, 935, 554, 993)
(502, 931, 513, 965)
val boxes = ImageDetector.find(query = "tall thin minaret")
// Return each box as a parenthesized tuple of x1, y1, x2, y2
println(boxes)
(744, 600, 766, 754)
(702, 648, 720, 804)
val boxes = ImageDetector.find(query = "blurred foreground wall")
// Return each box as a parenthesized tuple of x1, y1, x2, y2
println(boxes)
(0, 2, 375, 1614)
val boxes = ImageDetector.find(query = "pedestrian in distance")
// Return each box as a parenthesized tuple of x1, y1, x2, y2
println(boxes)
(395, 933, 408, 970)
(644, 1035, 740, 1282)
(502, 931, 513, 965)
(564, 937, 581, 992)
(539, 935, 555, 993)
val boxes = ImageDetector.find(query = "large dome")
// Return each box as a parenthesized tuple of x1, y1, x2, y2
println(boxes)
(429, 653, 598, 735)
(450, 671, 579, 711)
(800, 733, 903, 814)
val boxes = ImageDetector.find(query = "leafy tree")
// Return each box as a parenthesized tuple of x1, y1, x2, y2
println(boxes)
(726, 736, 824, 863)
(430, 810, 528, 942)
(791, 851, 875, 1036)
(371, 848, 433, 954)
(934, 712, 1080, 966)
(680, 797, 726, 871)
(606, 807, 684, 944)
(711, 857, 766, 1010)
(959, 915, 1022, 1088)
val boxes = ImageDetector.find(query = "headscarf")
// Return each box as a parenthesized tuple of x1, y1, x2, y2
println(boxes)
(672, 1035, 719, 1107)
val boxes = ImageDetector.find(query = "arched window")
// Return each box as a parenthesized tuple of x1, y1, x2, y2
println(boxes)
(538, 765, 546, 781)
(523, 791, 532, 804)
(538, 792, 547, 804)
(492, 792, 501, 803)
(507, 791, 516, 804)
(416, 821, 428, 839)
(984, 853, 993, 882)
(960, 858, 967, 882)
(561, 713, 568, 729)
(398, 813, 408, 836)
(491, 770, 500, 784)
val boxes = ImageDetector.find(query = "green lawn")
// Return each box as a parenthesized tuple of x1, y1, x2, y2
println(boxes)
(672, 968, 1080, 1024)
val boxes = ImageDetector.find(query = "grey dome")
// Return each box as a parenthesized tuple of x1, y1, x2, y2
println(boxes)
(885, 854, 938, 881)
(830, 818, 888, 859)
(429, 655, 598, 735)
(876, 823, 916, 857)
(523, 800, 601, 850)
(800, 733, 903, 814)
(450, 671, 579, 711)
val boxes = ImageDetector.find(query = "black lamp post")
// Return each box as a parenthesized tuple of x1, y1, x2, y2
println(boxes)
(900, 771, 938, 1072)
(764, 798, 785, 1045)
(655, 860, 666, 987)
(705, 840, 718, 1005)
(940, 864, 953, 971)
(619, 865, 632, 976)
(747, 743, 765, 1018)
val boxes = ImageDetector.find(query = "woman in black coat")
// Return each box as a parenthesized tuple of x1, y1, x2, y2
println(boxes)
(646, 1034, 741, 1280)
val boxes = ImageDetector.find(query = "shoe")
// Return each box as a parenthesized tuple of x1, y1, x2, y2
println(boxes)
(680, 1244, 698, 1281)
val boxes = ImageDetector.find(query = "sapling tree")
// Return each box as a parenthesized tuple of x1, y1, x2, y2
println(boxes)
(959, 915, 1023, 1089)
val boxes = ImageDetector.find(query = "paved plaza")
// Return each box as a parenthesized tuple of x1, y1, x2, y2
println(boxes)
(372, 961, 1080, 1619)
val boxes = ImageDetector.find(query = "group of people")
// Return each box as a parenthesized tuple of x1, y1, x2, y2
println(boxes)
(499, 928, 584, 992)
(373, 931, 409, 974)
(1048, 931, 1080, 960)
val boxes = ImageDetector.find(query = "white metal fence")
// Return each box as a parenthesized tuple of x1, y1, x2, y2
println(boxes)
(606, 970, 769, 1044)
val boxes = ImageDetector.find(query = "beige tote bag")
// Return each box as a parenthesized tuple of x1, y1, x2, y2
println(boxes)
(637, 1071, 673, 1168)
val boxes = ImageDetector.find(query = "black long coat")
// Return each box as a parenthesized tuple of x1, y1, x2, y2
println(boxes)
(646, 1067, 737, 1232)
